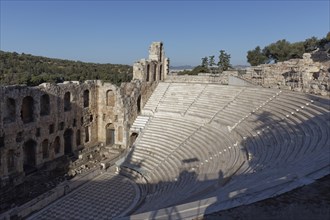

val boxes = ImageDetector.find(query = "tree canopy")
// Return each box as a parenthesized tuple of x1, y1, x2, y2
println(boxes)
(247, 46, 268, 66)
(177, 65, 209, 75)
(201, 57, 208, 68)
(218, 50, 231, 72)
(0, 51, 133, 86)
(246, 32, 330, 66)
(179, 50, 232, 75)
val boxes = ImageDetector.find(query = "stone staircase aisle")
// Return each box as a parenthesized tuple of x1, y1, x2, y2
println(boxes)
(130, 116, 150, 133)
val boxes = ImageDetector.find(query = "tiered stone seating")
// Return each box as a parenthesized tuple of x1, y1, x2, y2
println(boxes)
(186, 85, 243, 119)
(213, 88, 279, 127)
(142, 82, 170, 115)
(130, 116, 150, 133)
(123, 116, 201, 180)
(120, 82, 329, 218)
(156, 83, 207, 114)
(231, 91, 328, 173)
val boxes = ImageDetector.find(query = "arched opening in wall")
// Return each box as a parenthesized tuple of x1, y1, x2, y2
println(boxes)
(105, 123, 115, 146)
(64, 92, 71, 112)
(146, 64, 150, 81)
(40, 94, 50, 116)
(312, 72, 320, 80)
(137, 95, 141, 114)
(153, 64, 157, 81)
(130, 132, 138, 146)
(21, 96, 34, 123)
(84, 126, 90, 143)
(42, 139, 49, 159)
(76, 129, 81, 146)
(159, 43, 163, 61)
(0, 135, 4, 148)
(64, 129, 73, 155)
(53, 136, 61, 155)
(106, 90, 115, 106)
(23, 139, 37, 173)
(4, 98, 16, 123)
(159, 64, 162, 81)
(7, 150, 15, 172)
(83, 90, 90, 108)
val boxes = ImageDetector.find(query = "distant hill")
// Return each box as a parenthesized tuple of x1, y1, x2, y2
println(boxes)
(170, 65, 195, 70)
(0, 51, 132, 86)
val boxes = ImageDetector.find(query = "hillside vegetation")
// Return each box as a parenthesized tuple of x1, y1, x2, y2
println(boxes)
(247, 32, 330, 66)
(0, 51, 133, 86)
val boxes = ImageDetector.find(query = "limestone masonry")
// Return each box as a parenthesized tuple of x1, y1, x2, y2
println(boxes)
(0, 42, 168, 189)
(242, 50, 330, 96)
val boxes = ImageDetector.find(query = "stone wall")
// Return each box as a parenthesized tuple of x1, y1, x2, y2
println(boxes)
(243, 53, 330, 96)
(0, 42, 165, 189)
(165, 72, 231, 84)
(133, 42, 170, 82)
(0, 81, 98, 185)
(228, 76, 255, 87)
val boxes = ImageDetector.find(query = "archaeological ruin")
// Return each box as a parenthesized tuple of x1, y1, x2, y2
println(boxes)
(0, 42, 329, 219)
(242, 47, 330, 96)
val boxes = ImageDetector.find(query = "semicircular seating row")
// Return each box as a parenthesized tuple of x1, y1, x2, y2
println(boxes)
(121, 82, 330, 215)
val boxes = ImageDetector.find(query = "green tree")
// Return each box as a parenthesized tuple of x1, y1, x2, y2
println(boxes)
(201, 57, 208, 68)
(318, 32, 330, 48)
(209, 55, 215, 66)
(0, 50, 132, 86)
(177, 65, 209, 75)
(304, 37, 319, 52)
(289, 42, 305, 58)
(247, 46, 268, 66)
(209, 55, 216, 74)
(218, 50, 231, 72)
(263, 39, 292, 62)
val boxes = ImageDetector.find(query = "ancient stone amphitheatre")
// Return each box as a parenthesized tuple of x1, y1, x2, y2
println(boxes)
(0, 42, 329, 219)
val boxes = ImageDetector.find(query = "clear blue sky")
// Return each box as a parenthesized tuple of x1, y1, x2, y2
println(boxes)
(1, 0, 329, 66)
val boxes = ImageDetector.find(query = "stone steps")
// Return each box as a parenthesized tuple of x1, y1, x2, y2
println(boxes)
(130, 116, 150, 133)
(119, 83, 330, 215)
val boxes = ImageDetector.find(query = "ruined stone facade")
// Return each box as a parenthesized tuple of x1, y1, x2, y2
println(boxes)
(133, 42, 170, 82)
(0, 42, 168, 189)
(243, 53, 330, 96)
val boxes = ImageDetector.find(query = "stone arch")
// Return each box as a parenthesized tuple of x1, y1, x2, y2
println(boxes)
(146, 64, 150, 81)
(106, 90, 115, 106)
(84, 126, 90, 143)
(63, 129, 73, 155)
(53, 136, 61, 155)
(64, 92, 71, 112)
(76, 129, 81, 146)
(83, 89, 89, 108)
(159, 43, 163, 61)
(105, 123, 115, 146)
(42, 139, 49, 159)
(130, 132, 138, 146)
(137, 95, 141, 114)
(21, 96, 34, 123)
(40, 94, 50, 116)
(4, 98, 16, 123)
(7, 150, 15, 172)
(159, 64, 162, 81)
(153, 63, 157, 81)
(23, 139, 37, 173)
(0, 135, 4, 148)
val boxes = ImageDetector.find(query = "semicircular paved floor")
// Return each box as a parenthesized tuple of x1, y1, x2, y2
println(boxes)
(28, 173, 139, 220)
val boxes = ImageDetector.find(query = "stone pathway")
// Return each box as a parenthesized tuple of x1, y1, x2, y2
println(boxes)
(28, 172, 139, 220)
